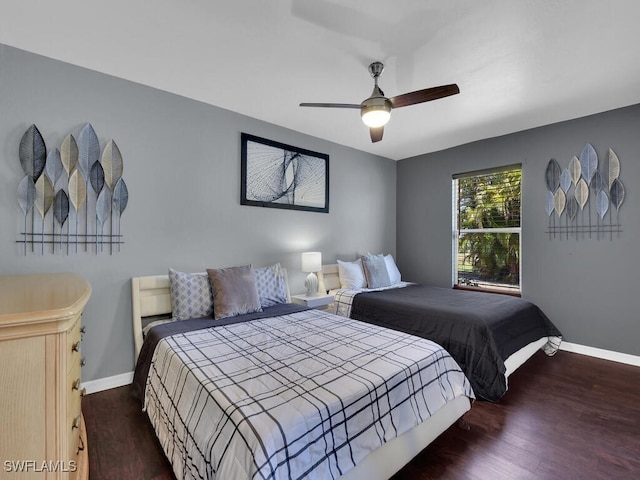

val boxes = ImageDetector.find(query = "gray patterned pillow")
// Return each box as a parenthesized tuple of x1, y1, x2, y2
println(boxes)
(168, 268, 214, 321)
(361, 254, 392, 289)
(254, 263, 288, 307)
(207, 265, 262, 320)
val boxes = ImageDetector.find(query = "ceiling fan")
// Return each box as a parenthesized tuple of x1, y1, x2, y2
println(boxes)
(300, 62, 460, 143)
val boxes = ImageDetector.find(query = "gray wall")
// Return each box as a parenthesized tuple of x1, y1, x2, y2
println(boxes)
(397, 104, 640, 357)
(0, 44, 397, 382)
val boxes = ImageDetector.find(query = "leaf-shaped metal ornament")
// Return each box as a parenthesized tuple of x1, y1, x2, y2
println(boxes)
(68, 169, 88, 254)
(575, 178, 589, 210)
(102, 140, 123, 190)
(112, 178, 128, 253)
(78, 123, 100, 175)
(545, 190, 554, 216)
(90, 161, 105, 194)
(53, 188, 70, 253)
(35, 175, 54, 219)
(610, 178, 625, 210)
(68, 170, 87, 212)
(61, 134, 79, 176)
(560, 168, 572, 193)
(17, 175, 36, 215)
(95, 189, 111, 252)
(595, 190, 609, 220)
(112, 178, 129, 215)
(96, 190, 110, 225)
(17, 175, 36, 253)
(545, 159, 561, 192)
(566, 197, 579, 221)
(553, 188, 566, 217)
(35, 174, 54, 254)
(45, 148, 63, 186)
(590, 170, 607, 192)
(19, 124, 46, 180)
(579, 143, 598, 183)
(607, 148, 620, 190)
(568, 156, 581, 186)
(53, 189, 70, 226)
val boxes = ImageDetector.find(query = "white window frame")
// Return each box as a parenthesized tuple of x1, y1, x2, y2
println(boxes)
(452, 165, 522, 293)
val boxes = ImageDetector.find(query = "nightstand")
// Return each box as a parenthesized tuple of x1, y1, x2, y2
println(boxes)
(291, 293, 335, 310)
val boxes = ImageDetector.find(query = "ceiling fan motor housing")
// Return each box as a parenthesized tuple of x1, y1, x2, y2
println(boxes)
(360, 96, 392, 127)
(361, 82, 392, 127)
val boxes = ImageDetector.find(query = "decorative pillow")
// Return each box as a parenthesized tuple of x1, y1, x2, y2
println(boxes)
(207, 265, 262, 320)
(362, 254, 392, 289)
(385, 254, 402, 284)
(337, 258, 367, 289)
(254, 263, 288, 307)
(168, 268, 214, 321)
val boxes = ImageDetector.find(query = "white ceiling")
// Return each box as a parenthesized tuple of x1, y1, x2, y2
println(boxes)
(2, 0, 640, 160)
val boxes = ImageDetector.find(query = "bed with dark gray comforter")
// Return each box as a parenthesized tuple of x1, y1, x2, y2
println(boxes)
(334, 285, 561, 402)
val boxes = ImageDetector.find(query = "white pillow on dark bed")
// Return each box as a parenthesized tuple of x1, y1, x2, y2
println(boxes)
(385, 254, 402, 284)
(362, 253, 392, 289)
(168, 268, 214, 321)
(337, 258, 367, 289)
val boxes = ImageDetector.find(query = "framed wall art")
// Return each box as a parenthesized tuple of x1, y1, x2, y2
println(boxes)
(241, 133, 329, 213)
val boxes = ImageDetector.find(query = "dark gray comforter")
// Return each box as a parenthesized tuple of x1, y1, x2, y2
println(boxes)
(350, 285, 562, 401)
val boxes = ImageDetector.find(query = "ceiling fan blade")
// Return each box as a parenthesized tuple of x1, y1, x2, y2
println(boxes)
(389, 84, 460, 108)
(370, 126, 384, 143)
(299, 102, 361, 109)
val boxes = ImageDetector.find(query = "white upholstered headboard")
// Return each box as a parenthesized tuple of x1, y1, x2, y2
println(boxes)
(131, 269, 291, 362)
(131, 275, 172, 362)
(321, 264, 341, 291)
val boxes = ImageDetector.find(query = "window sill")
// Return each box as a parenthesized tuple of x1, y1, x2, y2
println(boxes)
(453, 284, 521, 297)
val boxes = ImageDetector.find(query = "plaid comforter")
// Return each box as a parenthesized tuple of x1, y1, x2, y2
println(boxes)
(143, 308, 473, 480)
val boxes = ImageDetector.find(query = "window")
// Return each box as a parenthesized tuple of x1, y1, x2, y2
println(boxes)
(453, 165, 521, 293)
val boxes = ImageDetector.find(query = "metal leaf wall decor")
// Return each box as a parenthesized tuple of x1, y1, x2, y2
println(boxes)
(14, 124, 129, 255)
(78, 123, 101, 247)
(545, 143, 626, 240)
(19, 124, 46, 181)
(61, 134, 79, 177)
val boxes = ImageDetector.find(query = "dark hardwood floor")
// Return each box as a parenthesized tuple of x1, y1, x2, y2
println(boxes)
(83, 351, 640, 479)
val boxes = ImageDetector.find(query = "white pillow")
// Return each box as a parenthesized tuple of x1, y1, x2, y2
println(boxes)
(337, 259, 367, 289)
(385, 254, 402, 284)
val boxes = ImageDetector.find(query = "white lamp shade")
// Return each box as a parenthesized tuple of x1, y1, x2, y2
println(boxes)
(301, 252, 322, 272)
(361, 108, 391, 128)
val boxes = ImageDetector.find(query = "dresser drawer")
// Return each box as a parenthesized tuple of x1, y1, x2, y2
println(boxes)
(69, 416, 89, 480)
(67, 419, 83, 480)
(67, 360, 82, 412)
(67, 317, 82, 372)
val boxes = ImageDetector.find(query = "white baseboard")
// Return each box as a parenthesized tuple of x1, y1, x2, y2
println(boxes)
(559, 342, 640, 367)
(81, 371, 134, 395)
(79, 343, 640, 395)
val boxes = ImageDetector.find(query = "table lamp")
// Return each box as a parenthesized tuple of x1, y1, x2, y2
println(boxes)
(301, 252, 322, 296)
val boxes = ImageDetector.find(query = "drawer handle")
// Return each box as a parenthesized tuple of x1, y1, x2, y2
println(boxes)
(71, 341, 81, 353)
(80, 325, 86, 334)
(80, 357, 86, 367)
(71, 415, 81, 430)
(76, 435, 85, 454)
(72, 378, 81, 391)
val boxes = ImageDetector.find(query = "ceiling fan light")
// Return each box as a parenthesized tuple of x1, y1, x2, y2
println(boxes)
(361, 105, 391, 127)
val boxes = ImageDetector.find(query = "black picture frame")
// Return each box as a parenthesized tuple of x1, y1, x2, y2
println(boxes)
(241, 133, 329, 213)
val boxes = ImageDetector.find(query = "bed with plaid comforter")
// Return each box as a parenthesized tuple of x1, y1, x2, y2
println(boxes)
(135, 304, 474, 480)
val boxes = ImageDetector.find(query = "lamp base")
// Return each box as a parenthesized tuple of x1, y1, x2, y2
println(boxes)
(305, 272, 319, 297)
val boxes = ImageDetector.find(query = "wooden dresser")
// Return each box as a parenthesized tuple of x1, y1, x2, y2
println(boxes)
(0, 273, 90, 480)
